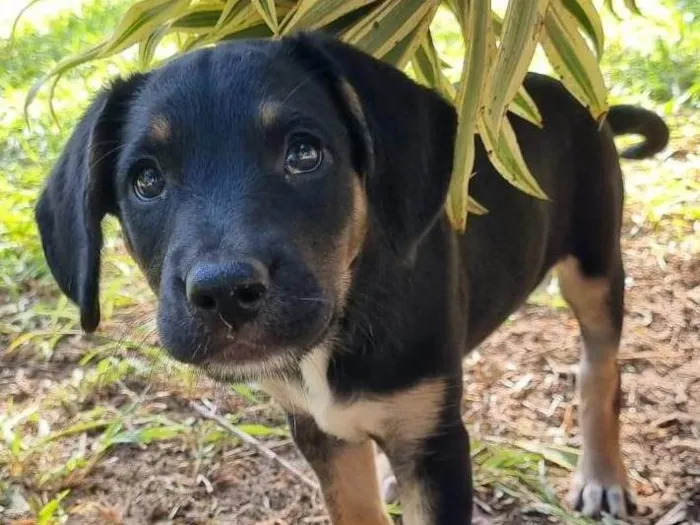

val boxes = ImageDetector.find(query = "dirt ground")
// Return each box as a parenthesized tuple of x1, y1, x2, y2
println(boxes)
(1, 130, 698, 524)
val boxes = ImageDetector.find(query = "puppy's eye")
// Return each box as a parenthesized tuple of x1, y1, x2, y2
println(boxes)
(284, 133, 323, 175)
(133, 166, 165, 201)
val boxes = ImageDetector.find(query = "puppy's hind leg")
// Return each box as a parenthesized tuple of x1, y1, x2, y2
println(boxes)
(558, 255, 635, 518)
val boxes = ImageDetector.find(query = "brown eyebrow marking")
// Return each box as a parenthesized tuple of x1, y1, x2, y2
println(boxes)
(149, 115, 171, 142)
(259, 100, 282, 128)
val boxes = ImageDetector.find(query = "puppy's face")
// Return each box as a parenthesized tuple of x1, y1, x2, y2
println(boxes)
(114, 45, 365, 377)
(36, 34, 457, 381)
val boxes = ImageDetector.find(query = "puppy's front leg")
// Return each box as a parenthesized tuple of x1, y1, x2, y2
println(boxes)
(383, 393, 474, 525)
(288, 413, 392, 525)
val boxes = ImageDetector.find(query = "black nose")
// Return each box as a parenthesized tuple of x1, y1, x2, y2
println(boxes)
(185, 258, 269, 326)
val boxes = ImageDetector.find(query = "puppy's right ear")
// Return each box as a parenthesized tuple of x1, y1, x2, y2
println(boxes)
(35, 74, 147, 332)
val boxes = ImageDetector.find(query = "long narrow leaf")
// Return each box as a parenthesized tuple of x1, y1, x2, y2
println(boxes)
(509, 86, 543, 127)
(561, 0, 605, 58)
(541, 1, 608, 120)
(342, 0, 436, 59)
(484, 0, 549, 137)
(284, 0, 375, 32)
(446, 0, 491, 231)
(251, 0, 279, 34)
(411, 33, 456, 99)
(382, 4, 438, 69)
(477, 116, 547, 200)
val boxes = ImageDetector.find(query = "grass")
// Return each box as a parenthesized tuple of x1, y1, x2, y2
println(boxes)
(1, 1, 698, 523)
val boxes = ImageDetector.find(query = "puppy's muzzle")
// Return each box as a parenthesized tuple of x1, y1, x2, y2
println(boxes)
(186, 257, 269, 328)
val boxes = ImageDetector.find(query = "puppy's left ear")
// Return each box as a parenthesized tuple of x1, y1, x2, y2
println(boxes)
(35, 74, 147, 332)
(285, 33, 457, 258)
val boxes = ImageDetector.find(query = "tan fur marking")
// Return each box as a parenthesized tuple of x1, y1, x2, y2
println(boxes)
(259, 101, 281, 128)
(324, 441, 392, 525)
(557, 256, 628, 501)
(399, 479, 435, 525)
(346, 176, 368, 267)
(263, 348, 446, 446)
(299, 347, 446, 445)
(340, 80, 366, 125)
(149, 115, 171, 142)
(557, 256, 616, 348)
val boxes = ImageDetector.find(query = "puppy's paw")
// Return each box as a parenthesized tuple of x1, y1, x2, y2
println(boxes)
(568, 471, 636, 518)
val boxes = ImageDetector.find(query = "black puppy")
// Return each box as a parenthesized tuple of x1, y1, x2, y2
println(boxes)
(36, 32, 668, 524)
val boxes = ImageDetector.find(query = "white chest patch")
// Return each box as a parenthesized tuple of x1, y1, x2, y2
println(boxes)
(262, 347, 383, 441)
(261, 347, 446, 445)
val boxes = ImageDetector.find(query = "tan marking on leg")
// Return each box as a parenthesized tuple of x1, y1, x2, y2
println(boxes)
(397, 478, 434, 525)
(323, 440, 392, 525)
(557, 256, 616, 347)
(149, 115, 171, 142)
(558, 256, 631, 517)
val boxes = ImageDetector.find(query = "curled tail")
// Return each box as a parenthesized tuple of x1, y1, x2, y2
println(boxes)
(606, 105, 670, 159)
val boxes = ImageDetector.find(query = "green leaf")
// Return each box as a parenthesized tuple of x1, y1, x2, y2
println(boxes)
(171, 5, 225, 32)
(483, 0, 548, 137)
(139, 23, 173, 68)
(477, 116, 548, 200)
(541, 1, 608, 121)
(446, 0, 492, 232)
(342, 0, 437, 60)
(382, 5, 437, 69)
(251, 0, 279, 34)
(411, 32, 456, 99)
(103, 0, 192, 55)
(509, 85, 543, 127)
(468, 196, 489, 215)
(561, 0, 605, 58)
(623, 0, 643, 16)
(283, 0, 376, 32)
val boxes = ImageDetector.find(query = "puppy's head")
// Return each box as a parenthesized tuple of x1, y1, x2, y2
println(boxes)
(36, 33, 457, 380)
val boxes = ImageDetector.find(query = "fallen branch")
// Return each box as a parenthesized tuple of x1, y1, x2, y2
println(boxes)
(190, 400, 319, 491)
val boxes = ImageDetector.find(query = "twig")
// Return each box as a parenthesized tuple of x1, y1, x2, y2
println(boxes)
(190, 400, 319, 491)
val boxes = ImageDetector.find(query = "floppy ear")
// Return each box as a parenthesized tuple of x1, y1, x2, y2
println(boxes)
(285, 33, 458, 258)
(35, 74, 147, 332)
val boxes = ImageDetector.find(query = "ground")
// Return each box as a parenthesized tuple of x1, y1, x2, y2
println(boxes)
(1, 119, 698, 524)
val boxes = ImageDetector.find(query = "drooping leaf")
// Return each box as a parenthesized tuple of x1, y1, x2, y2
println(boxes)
(283, 0, 375, 32)
(561, 0, 605, 58)
(477, 115, 548, 200)
(446, 0, 492, 231)
(541, 1, 608, 121)
(483, 0, 549, 137)
(251, 0, 279, 34)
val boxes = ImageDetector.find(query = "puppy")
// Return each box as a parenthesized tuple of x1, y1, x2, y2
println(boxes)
(36, 32, 668, 524)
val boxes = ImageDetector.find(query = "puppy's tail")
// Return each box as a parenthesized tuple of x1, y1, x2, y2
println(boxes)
(606, 105, 669, 159)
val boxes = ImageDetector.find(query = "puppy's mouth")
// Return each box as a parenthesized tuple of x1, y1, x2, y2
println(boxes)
(197, 305, 337, 381)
